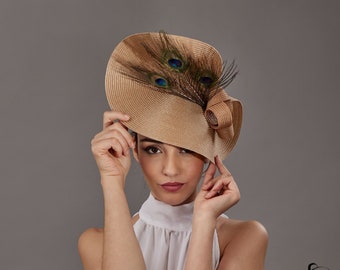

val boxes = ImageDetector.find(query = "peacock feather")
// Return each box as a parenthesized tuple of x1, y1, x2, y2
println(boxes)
(115, 31, 238, 110)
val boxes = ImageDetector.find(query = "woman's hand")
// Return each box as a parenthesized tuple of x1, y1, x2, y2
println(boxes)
(194, 156, 240, 220)
(91, 111, 135, 182)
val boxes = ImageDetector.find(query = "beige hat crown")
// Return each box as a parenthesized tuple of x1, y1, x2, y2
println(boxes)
(105, 31, 242, 162)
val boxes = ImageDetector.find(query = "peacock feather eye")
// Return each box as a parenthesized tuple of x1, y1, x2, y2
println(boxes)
(199, 76, 214, 86)
(149, 74, 169, 88)
(155, 78, 167, 87)
(162, 49, 187, 72)
(168, 58, 183, 69)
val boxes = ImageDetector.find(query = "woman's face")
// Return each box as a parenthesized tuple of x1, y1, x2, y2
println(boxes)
(133, 135, 206, 206)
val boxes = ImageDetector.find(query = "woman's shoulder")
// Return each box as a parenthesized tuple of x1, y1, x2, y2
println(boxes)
(216, 216, 267, 236)
(78, 228, 104, 269)
(216, 216, 268, 268)
(79, 227, 104, 246)
(216, 216, 268, 245)
(78, 213, 140, 251)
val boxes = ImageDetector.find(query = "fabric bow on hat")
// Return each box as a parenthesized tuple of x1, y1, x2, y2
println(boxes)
(204, 90, 235, 139)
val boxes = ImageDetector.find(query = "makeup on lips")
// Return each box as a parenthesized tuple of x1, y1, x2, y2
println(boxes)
(161, 182, 184, 192)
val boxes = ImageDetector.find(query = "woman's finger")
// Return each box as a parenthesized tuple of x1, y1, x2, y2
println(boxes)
(108, 123, 135, 147)
(92, 136, 125, 158)
(98, 113, 135, 149)
(106, 124, 135, 148)
(110, 131, 131, 156)
(201, 162, 216, 190)
(215, 155, 231, 176)
(102, 111, 130, 129)
(205, 176, 232, 198)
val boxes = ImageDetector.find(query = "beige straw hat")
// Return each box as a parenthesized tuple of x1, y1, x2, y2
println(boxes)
(105, 31, 242, 162)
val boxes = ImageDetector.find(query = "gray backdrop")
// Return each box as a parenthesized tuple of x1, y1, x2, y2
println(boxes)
(1, 1, 339, 269)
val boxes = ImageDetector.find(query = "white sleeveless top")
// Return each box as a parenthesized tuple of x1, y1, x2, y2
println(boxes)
(133, 194, 220, 270)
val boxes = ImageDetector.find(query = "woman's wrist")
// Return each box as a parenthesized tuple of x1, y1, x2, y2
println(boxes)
(192, 212, 216, 231)
(101, 175, 126, 192)
(185, 211, 216, 270)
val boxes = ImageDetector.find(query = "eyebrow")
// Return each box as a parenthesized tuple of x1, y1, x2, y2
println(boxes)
(139, 137, 163, 144)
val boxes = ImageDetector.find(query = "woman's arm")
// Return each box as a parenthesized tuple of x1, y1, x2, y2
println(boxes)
(78, 111, 146, 270)
(184, 212, 216, 270)
(185, 156, 241, 270)
(101, 176, 146, 270)
(185, 156, 268, 270)
(185, 218, 268, 270)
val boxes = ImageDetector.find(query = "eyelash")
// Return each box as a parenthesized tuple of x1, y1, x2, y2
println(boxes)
(143, 145, 193, 155)
(144, 146, 161, 154)
(180, 148, 193, 154)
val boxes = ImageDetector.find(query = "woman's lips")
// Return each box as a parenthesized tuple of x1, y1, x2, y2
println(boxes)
(161, 182, 184, 192)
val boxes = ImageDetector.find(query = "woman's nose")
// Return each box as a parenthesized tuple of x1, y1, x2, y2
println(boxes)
(162, 152, 180, 177)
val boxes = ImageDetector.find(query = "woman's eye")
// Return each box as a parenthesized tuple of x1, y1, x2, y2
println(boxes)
(145, 146, 161, 154)
(180, 148, 193, 154)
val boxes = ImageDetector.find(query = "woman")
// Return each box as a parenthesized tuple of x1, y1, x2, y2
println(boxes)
(78, 32, 268, 270)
